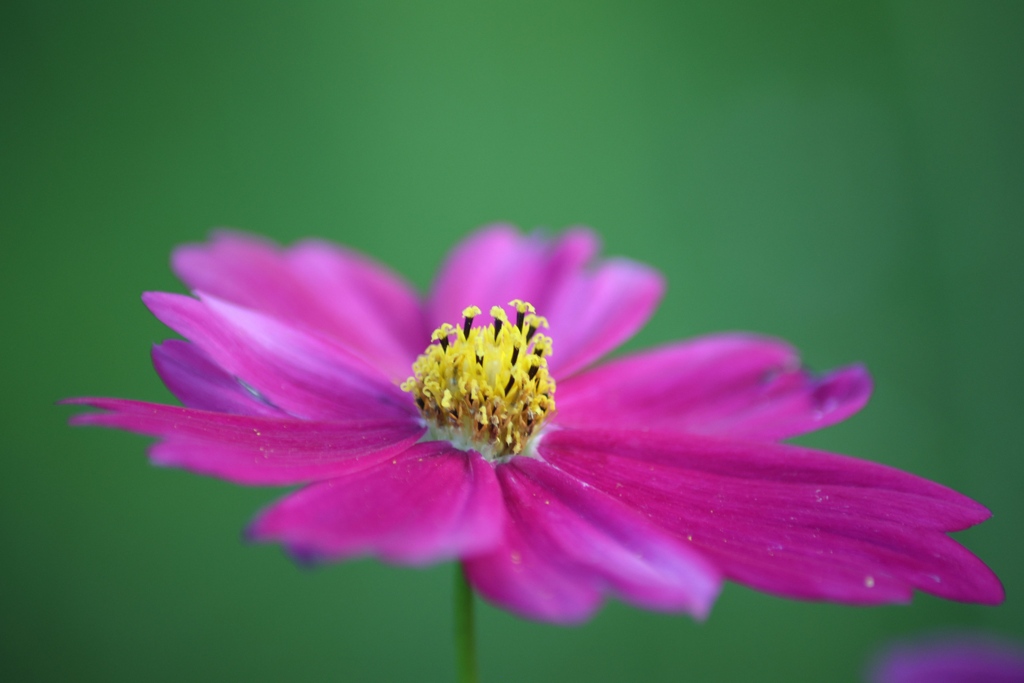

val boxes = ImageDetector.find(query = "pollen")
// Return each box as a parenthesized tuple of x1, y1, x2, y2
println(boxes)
(401, 300, 556, 461)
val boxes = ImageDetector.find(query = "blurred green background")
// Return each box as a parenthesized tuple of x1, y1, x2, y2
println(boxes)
(3, 1, 1022, 681)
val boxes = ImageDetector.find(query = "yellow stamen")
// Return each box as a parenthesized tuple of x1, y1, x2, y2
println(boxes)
(402, 301, 555, 461)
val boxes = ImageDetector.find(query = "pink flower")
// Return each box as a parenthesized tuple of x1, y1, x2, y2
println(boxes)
(869, 635, 1024, 683)
(67, 225, 1003, 623)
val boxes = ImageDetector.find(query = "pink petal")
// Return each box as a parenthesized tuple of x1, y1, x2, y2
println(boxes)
(544, 258, 665, 378)
(463, 457, 721, 624)
(144, 291, 417, 422)
(541, 429, 1003, 606)
(428, 224, 664, 378)
(428, 225, 584, 328)
(66, 398, 424, 485)
(173, 230, 428, 381)
(556, 334, 872, 440)
(152, 340, 284, 417)
(247, 442, 504, 565)
(871, 636, 1024, 683)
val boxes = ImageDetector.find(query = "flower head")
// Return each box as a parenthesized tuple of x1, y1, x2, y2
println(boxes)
(401, 301, 555, 460)
(67, 225, 1004, 623)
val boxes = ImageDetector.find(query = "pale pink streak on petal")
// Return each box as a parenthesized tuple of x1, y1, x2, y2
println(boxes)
(542, 428, 1003, 606)
(66, 398, 424, 485)
(248, 443, 504, 565)
(428, 225, 663, 378)
(555, 335, 872, 439)
(173, 230, 428, 380)
(144, 292, 416, 421)
(463, 457, 721, 624)
(152, 340, 284, 417)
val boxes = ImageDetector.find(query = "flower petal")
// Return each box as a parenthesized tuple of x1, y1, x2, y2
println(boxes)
(555, 335, 872, 440)
(541, 428, 1003, 606)
(871, 636, 1024, 683)
(173, 230, 428, 380)
(66, 398, 424, 485)
(428, 224, 586, 329)
(463, 457, 721, 624)
(543, 257, 665, 378)
(144, 291, 416, 422)
(247, 443, 504, 565)
(428, 224, 664, 378)
(152, 340, 284, 417)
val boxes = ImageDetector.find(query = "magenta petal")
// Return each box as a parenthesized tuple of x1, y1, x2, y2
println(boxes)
(66, 398, 424, 485)
(172, 231, 428, 381)
(144, 291, 416, 422)
(541, 257, 664, 378)
(465, 503, 604, 623)
(556, 335, 872, 440)
(871, 636, 1024, 683)
(428, 225, 663, 378)
(152, 340, 284, 417)
(463, 457, 721, 624)
(247, 443, 504, 565)
(427, 225, 581, 328)
(541, 428, 1003, 606)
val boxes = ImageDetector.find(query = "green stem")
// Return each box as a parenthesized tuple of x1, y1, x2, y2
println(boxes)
(454, 564, 479, 683)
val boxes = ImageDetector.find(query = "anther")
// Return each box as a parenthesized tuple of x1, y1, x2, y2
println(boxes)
(528, 365, 539, 380)
(432, 323, 455, 352)
(509, 299, 534, 332)
(490, 306, 508, 341)
(461, 306, 480, 339)
(525, 314, 547, 343)
(504, 375, 516, 395)
(510, 346, 520, 366)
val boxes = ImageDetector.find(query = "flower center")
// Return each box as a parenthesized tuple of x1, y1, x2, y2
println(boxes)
(401, 300, 556, 461)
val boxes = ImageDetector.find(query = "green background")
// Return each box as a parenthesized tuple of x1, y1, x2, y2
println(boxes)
(3, 1, 1022, 681)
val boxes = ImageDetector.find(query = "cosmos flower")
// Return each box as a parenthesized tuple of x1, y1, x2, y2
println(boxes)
(869, 635, 1024, 683)
(67, 225, 1003, 623)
